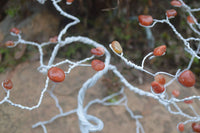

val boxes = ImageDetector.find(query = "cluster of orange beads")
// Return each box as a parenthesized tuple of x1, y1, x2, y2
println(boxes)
(10, 27, 20, 34)
(166, 9, 177, 18)
(138, 15, 153, 26)
(192, 123, 200, 132)
(3, 79, 13, 90)
(111, 41, 123, 54)
(178, 70, 196, 87)
(178, 123, 184, 132)
(153, 45, 166, 56)
(48, 67, 65, 82)
(91, 59, 105, 71)
(170, 0, 182, 7)
(151, 75, 166, 94)
(5, 41, 14, 47)
(187, 16, 196, 24)
(49, 36, 58, 43)
(91, 47, 105, 56)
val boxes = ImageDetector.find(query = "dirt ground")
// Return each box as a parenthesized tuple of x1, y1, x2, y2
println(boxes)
(0, 60, 199, 133)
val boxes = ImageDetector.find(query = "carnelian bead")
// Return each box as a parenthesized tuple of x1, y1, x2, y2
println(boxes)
(66, 0, 74, 5)
(49, 36, 58, 43)
(48, 67, 65, 82)
(153, 45, 166, 56)
(178, 70, 195, 87)
(154, 75, 166, 85)
(166, 9, 177, 18)
(192, 123, 200, 132)
(91, 47, 105, 56)
(5, 41, 14, 47)
(172, 89, 180, 97)
(138, 15, 153, 26)
(111, 41, 123, 54)
(187, 16, 196, 24)
(170, 0, 182, 7)
(10, 27, 20, 34)
(151, 81, 165, 94)
(3, 79, 13, 90)
(178, 123, 184, 132)
(91, 59, 105, 71)
(184, 97, 193, 104)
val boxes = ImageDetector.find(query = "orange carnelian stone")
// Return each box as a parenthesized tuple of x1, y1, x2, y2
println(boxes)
(5, 41, 14, 47)
(91, 47, 105, 56)
(111, 41, 123, 54)
(153, 45, 166, 56)
(170, 0, 182, 7)
(172, 89, 180, 97)
(192, 123, 200, 132)
(91, 59, 105, 71)
(178, 123, 184, 132)
(10, 27, 20, 34)
(184, 98, 193, 104)
(166, 9, 177, 18)
(49, 36, 58, 43)
(151, 81, 165, 94)
(154, 75, 166, 85)
(48, 67, 65, 82)
(187, 16, 196, 24)
(3, 79, 13, 90)
(178, 70, 195, 87)
(138, 15, 153, 26)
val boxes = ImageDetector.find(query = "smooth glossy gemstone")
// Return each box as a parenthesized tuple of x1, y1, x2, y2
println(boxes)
(91, 47, 105, 56)
(187, 16, 196, 24)
(178, 123, 184, 132)
(138, 15, 153, 26)
(192, 123, 200, 132)
(91, 59, 105, 71)
(48, 67, 65, 82)
(10, 27, 20, 34)
(111, 41, 123, 54)
(3, 79, 13, 90)
(49, 36, 58, 43)
(153, 45, 166, 56)
(5, 41, 14, 47)
(154, 75, 166, 85)
(178, 70, 195, 87)
(170, 0, 182, 7)
(151, 81, 165, 94)
(166, 9, 177, 18)
(172, 89, 180, 97)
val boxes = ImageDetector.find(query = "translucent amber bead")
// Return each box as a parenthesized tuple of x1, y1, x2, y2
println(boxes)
(111, 41, 123, 54)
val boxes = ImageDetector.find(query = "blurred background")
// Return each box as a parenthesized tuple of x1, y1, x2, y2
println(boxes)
(0, 0, 199, 87)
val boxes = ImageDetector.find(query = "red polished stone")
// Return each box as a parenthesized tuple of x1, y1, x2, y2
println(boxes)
(5, 41, 14, 47)
(153, 45, 166, 56)
(192, 123, 200, 132)
(172, 89, 180, 97)
(48, 67, 65, 82)
(3, 79, 13, 90)
(91, 47, 105, 56)
(154, 75, 166, 85)
(91, 59, 105, 71)
(170, 0, 182, 7)
(187, 16, 196, 24)
(138, 15, 153, 26)
(178, 123, 184, 132)
(178, 70, 195, 87)
(166, 9, 177, 18)
(10, 27, 20, 34)
(151, 81, 165, 94)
